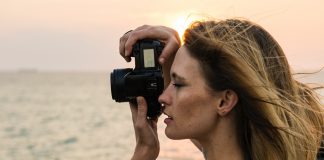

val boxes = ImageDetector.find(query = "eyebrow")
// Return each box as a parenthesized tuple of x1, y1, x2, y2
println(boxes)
(171, 72, 186, 81)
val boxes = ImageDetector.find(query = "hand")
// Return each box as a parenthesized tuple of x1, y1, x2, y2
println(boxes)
(119, 25, 181, 64)
(130, 97, 160, 160)
(119, 25, 181, 86)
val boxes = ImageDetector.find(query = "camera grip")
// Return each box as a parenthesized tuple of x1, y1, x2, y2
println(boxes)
(144, 96, 162, 119)
(129, 96, 162, 119)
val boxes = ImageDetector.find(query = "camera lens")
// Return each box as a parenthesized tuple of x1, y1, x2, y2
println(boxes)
(110, 68, 133, 102)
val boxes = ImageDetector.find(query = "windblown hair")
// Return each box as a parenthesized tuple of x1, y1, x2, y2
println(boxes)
(183, 19, 324, 160)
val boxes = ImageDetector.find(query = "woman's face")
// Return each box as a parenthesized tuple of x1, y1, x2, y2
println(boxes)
(159, 46, 221, 140)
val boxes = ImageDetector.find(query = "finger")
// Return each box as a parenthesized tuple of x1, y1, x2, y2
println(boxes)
(129, 102, 138, 123)
(136, 96, 148, 122)
(133, 24, 151, 31)
(122, 25, 150, 58)
(129, 102, 139, 141)
(124, 27, 169, 57)
(119, 27, 147, 60)
(153, 121, 158, 133)
(119, 31, 132, 62)
(134, 97, 148, 142)
(159, 37, 180, 64)
(150, 118, 158, 133)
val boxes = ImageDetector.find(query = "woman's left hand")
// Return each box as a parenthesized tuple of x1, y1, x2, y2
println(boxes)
(119, 25, 181, 86)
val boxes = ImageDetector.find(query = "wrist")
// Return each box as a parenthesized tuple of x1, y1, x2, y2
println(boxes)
(131, 153, 156, 160)
(131, 155, 156, 160)
(131, 146, 158, 160)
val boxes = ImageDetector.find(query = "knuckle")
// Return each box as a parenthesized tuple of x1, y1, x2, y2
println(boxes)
(119, 36, 125, 43)
(173, 28, 179, 35)
(146, 25, 153, 30)
(137, 108, 146, 115)
(170, 37, 180, 47)
(135, 122, 144, 129)
(124, 45, 131, 54)
(130, 30, 140, 38)
(140, 24, 150, 28)
(171, 29, 181, 40)
(125, 35, 134, 45)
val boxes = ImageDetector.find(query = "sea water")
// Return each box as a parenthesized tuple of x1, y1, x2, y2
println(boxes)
(0, 71, 322, 160)
(0, 72, 203, 160)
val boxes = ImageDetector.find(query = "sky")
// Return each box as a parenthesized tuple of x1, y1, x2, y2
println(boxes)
(0, 0, 323, 72)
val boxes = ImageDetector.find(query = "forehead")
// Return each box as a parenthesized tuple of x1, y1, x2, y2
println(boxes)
(171, 46, 202, 80)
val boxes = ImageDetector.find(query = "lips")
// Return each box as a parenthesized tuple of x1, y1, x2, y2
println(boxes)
(163, 112, 173, 124)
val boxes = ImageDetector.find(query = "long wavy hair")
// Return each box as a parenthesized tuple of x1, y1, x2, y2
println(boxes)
(183, 19, 324, 160)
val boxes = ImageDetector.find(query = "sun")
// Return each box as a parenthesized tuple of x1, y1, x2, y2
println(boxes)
(171, 16, 196, 43)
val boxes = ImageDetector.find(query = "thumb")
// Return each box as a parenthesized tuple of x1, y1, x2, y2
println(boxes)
(136, 96, 148, 121)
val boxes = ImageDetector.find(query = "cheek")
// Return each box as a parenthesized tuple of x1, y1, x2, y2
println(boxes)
(173, 93, 217, 138)
(176, 92, 216, 118)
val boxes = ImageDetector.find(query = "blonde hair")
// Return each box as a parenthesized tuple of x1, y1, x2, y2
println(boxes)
(183, 19, 324, 160)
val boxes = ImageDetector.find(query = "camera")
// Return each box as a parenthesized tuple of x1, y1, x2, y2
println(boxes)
(110, 39, 164, 119)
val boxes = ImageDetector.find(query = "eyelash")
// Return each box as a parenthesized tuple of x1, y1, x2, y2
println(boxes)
(172, 83, 183, 88)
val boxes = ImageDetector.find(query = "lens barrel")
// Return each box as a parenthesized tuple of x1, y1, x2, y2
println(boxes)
(110, 68, 133, 102)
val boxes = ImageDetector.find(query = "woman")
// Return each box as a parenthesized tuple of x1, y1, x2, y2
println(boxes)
(119, 19, 324, 160)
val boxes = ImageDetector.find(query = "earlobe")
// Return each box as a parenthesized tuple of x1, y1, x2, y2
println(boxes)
(217, 90, 238, 116)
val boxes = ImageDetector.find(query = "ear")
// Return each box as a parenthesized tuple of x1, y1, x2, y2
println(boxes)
(216, 90, 238, 116)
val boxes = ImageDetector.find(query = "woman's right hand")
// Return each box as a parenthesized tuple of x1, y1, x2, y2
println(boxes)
(130, 97, 159, 160)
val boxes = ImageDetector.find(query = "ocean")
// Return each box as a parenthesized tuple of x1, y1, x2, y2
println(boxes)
(0, 71, 323, 160)
(0, 72, 203, 160)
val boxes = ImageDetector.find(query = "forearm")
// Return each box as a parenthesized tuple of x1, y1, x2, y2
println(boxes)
(131, 145, 158, 160)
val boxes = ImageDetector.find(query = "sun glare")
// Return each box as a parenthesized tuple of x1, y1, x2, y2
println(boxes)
(171, 16, 196, 43)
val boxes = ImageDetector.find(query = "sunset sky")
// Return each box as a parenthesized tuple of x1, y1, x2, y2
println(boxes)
(0, 0, 323, 72)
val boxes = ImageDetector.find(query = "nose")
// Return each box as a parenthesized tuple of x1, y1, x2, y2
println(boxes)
(158, 84, 171, 107)
(158, 91, 167, 105)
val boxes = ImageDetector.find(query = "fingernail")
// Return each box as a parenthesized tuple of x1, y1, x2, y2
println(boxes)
(137, 97, 143, 104)
(159, 57, 165, 64)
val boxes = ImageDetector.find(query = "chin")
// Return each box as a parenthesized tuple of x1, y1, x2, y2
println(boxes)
(165, 128, 187, 140)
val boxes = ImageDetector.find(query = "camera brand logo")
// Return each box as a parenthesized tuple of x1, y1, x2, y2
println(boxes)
(150, 83, 157, 87)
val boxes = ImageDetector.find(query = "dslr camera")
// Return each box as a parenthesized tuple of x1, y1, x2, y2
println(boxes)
(110, 39, 164, 119)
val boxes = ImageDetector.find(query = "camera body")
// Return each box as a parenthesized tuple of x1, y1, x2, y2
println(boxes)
(110, 39, 164, 118)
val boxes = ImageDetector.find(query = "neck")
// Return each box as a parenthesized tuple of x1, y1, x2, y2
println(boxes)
(201, 140, 244, 160)
(196, 115, 244, 160)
